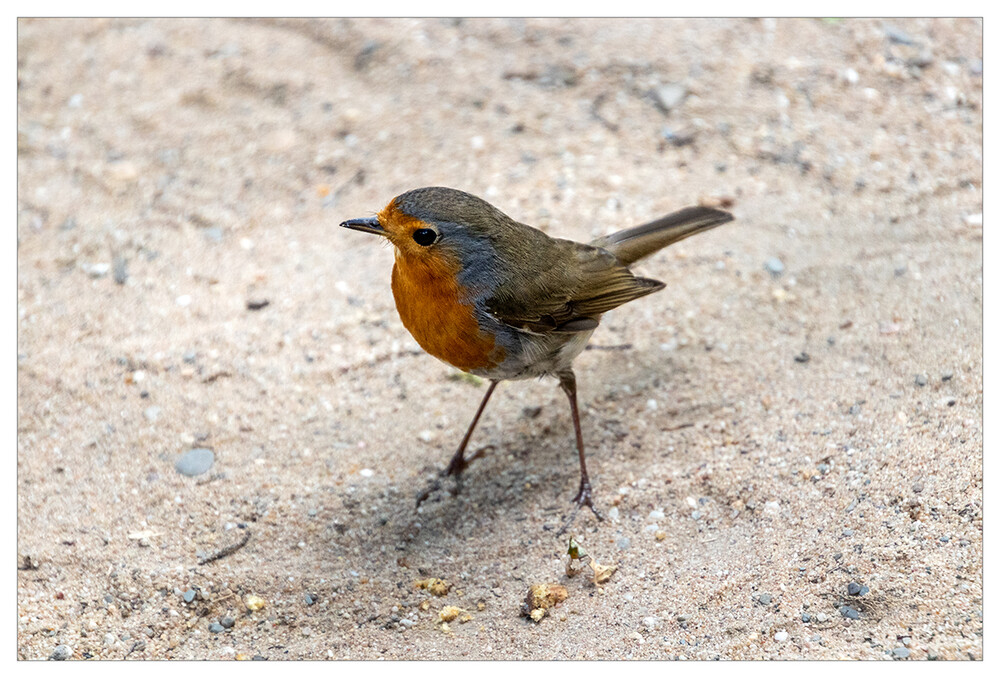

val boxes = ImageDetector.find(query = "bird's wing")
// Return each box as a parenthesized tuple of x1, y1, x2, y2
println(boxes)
(484, 239, 664, 334)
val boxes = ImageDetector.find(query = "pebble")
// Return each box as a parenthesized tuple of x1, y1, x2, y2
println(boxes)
(884, 25, 914, 45)
(801, 614, 811, 622)
(842, 528, 854, 537)
(50, 644, 72, 661)
(175, 448, 214, 476)
(182, 589, 196, 604)
(652, 83, 687, 112)
(607, 507, 620, 521)
(815, 612, 828, 622)
(113, 256, 129, 284)
(847, 582, 869, 596)
(220, 617, 235, 629)
(774, 630, 788, 642)
(764, 257, 785, 276)
(208, 622, 225, 634)
(757, 593, 772, 605)
(912, 481, 923, 493)
(915, 374, 927, 386)
(892, 647, 910, 659)
(304, 592, 318, 606)
(839, 605, 860, 619)
(642, 616, 658, 630)
(676, 614, 691, 622)
(86, 263, 110, 278)
(616, 536, 631, 550)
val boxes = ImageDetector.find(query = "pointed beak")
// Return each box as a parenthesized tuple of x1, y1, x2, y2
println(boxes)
(340, 216, 386, 236)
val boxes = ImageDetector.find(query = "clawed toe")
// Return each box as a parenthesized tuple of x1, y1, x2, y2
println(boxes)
(556, 479, 603, 536)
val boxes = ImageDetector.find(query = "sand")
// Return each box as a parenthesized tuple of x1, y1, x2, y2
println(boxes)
(17, 18, 981, 660)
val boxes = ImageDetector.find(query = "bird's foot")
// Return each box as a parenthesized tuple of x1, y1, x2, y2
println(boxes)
(556, 478, 604, 536)
(444, 444, 494, 477)
(416, 445, 495, 507)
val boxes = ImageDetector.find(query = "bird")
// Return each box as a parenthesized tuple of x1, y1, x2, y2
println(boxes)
(341, 186, 733, 528)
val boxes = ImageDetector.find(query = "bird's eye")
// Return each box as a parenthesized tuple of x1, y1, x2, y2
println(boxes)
(412, 228, 438, 246)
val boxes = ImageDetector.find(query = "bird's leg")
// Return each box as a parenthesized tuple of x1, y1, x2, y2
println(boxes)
(556, 369, 603, 535)
(416, 381, 498, 507)
(444, 380, 499, 477)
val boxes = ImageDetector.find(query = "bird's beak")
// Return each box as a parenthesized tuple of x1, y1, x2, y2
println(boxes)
(340, 216, 386, 236)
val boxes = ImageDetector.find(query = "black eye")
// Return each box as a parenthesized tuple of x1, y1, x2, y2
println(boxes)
(412, 228, 438, 246)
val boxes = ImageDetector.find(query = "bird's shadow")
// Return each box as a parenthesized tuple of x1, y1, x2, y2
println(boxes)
(320, 347, 722, 561)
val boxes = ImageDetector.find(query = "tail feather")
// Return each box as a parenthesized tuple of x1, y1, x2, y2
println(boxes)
(592, 206, 734, 266)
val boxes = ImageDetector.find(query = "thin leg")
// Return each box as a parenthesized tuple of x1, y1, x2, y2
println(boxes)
(556, 370, 603, 534)
(444, 380, 499, 477)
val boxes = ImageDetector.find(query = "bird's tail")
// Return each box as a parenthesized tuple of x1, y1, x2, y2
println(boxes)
(592, 206, 734, 266)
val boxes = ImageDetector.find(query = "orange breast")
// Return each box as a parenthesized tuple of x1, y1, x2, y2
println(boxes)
(391, 253, 501, 372)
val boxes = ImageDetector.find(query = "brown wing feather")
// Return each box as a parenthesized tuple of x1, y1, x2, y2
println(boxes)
(485, 239, 662, 334)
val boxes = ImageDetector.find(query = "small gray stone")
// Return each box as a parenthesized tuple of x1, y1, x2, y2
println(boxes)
(842, 528, 854, 537)
(847, 582, 862, 595)
(764, 257, 785, 276)
(175, 448, 214, 476)
(757, 593, 772, 605)
(915, 374, 927, 386)
(304, 592, 318, 606)
(50, 644, 72, 661)
(884, 25, 914, 45)
(208, 622, 225, 634)
(182, 589, 196, 604)
(815, 612, 828, 623)
(652, 83, 687, 113)
(113, 256, 129, 285)
(941, 372, 953, 381)
(839, 605, 860, 619)
(892, 647, 910, 659)
(220, 617, 235, 629)
(912, 481, 924, 493)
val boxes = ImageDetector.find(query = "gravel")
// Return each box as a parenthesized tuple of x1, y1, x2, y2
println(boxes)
(174, 448, 215, 477)
(49, 644, 72, 661)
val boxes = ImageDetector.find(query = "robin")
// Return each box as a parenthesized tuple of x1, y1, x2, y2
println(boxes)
(342, 187, 732, 527)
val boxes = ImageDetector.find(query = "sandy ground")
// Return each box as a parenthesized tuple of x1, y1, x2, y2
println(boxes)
(17, 18, 982, 660)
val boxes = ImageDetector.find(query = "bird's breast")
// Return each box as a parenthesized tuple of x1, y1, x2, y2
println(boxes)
(391, 254, 503, 372)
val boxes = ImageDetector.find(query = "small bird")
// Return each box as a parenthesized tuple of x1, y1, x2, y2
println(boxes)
(342, 187, 732, 526)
